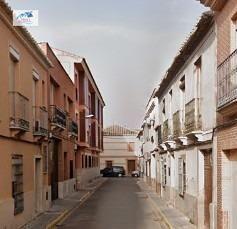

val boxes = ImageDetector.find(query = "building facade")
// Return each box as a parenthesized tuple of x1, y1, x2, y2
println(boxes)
(139, 90, 159, 187)
(0, 1, 51, 228)
(198, 1, 237, 228)
(52, 48, 105, 189)
(0, 1, 105, 227)
(101, 125, 139, 175)
(39, 43, 78, 200)
(138, 12, 217, 228)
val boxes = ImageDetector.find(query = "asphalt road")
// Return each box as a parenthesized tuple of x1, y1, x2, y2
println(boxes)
(58, 177, 167, 229)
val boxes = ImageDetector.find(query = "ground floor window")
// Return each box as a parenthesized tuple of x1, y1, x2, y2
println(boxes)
(161, 159, 167, 188)
(178, 156, 186, 196)
(106, 160, 113, 168)
(12, 155, 24, 215)
(43, 145, 48, 173)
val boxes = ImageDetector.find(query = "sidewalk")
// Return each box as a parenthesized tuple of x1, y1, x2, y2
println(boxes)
(22, 177, 107, 229)
(138, 180, 196, 229)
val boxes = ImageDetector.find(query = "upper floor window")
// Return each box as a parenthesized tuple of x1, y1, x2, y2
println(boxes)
(128, 142, 135, 152)
(231, 15, 237, 52)
(169, 90, 172, 118)
(194, 57, 201, 100)
(162, 99, 166, 116)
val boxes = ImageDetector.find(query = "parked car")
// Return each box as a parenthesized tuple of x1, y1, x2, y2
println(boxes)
(100, 166, 125, 177)
(131, 170, 140, 177)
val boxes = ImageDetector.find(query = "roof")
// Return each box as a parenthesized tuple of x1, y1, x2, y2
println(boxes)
(198, 0, 226, 11)
(155, 11, 214, 98)
(104, 125, 138, 136)
(0, 0, 52, 68)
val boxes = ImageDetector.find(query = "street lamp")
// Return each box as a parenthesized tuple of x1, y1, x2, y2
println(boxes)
(85, 114, 94, 119)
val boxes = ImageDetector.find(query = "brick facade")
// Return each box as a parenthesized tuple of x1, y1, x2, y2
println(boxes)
(214, 0, 237, 228)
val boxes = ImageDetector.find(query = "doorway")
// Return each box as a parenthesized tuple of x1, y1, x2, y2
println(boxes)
(127, 160, 136, 174)
(203, 149, 213, 228)
(35, 157, 42, 213)
(51, 139, 59, 201)
(229, 150, 237, 229)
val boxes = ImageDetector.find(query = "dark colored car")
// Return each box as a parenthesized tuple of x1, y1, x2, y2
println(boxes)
(100, 166, 125, 177)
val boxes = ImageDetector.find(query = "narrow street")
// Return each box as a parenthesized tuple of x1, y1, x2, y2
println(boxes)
(58, 178, 167, 229)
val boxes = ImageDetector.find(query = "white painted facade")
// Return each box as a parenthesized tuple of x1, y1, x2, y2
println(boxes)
(101, 132, 139, 175)
(138, 14, 217, 228)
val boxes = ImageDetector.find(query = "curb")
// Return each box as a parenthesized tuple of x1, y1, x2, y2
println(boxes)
(46, 178, 107, 229)
(137, 180, 173, 229)
(147, 194, 173, 229)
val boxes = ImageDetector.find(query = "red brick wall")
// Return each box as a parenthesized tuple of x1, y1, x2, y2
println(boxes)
(216, 0, 237, 65)
(217, 124, 237, 228)
(216, 1, 237, 228)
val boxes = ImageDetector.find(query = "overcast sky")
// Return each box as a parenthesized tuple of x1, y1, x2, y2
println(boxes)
(7, 0, 205, 129)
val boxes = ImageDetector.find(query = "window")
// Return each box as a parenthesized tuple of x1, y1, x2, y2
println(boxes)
(85, 155, 88, 168)
(106, 160, 113, 168)
(231, 17, 237, 52)
(179, 76, 185, 128)
(89, 156, 92, 168)
(63, 94, 67, 111)
(76, 88, 78, 101)
(162, 99, 166, 116)
(43, 145, 48, 173)
(169, 89, 172, 117)
(9, 56, 17, 92)
(128, 142, 135, 152)
(161, 159, 167, 188)
(64, 152, 68, 179)
(82, 154, 84, 168)
(178, 156, 186, 196)
(69, 160, 74, 179)
(42, 80, 46, 107)
(50, 82, 55, 105)
(12, 155, 24, 215)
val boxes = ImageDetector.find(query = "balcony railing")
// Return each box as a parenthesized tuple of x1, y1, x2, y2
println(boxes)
(33, 106, 48, 137)
(162, 119, 169, 142)
(68, 118, 78, 137)
(9, 91, 29, 131)
(49, 105, 66, 129)
(184, 98, 201, 134)
(217, 49, 237, 109)
(173, 110, 181, 139)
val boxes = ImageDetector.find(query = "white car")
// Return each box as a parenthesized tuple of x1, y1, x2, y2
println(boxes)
(131, 170, 140, 177)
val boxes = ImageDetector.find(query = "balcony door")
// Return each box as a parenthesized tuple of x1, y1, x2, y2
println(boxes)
(231, 19, 237, 53)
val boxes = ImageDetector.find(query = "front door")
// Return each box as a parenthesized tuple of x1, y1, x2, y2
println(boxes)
(35, 157, 42, 213)
(230, 151, 237, 229)
(51, 140, 59, 201)
(204, 150, 212, 228)
(127, 160, 136, 174)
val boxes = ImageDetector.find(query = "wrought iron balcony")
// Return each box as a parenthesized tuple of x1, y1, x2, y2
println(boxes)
(33, 106, 48, 137)
(217, 49, 237, 109)
(173, 110, 182, 139)
(184, 98, 201, 134)
(68, 118, 78, 137)
(9, 91, 29, 131)
(49, 105, 66, 129)
(162, 119, 169, 142)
